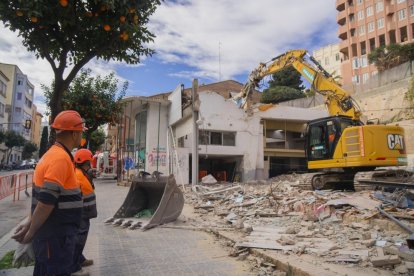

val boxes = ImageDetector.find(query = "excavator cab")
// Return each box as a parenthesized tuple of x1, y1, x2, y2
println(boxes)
(305, 116, 362, 162)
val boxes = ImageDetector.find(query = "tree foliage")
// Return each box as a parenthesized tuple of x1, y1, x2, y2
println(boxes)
(43, 69, 126, 142)
(268, 67, 305, 91)
(4, 131, 26, 163)
(22, 142, 38, 159)
(368, 43, 414, 71)
(88, 128, 106, 153)
(260, 86, 306, 104)
(0, 0, 160, 143)
(39, 126, 48, 158)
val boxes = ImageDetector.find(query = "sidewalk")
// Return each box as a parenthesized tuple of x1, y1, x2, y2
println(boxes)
(0, 179, 254, 276)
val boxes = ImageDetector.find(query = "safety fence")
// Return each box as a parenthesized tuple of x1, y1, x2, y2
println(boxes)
(0, 171, 34, 202)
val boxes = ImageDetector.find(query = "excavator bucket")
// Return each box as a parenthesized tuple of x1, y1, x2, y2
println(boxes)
(111, 174, 184, 230)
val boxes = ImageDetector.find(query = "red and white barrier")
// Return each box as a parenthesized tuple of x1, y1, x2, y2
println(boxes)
(0, 171, 34, 201)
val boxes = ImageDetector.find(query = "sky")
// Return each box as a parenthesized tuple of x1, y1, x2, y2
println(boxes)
(0, 0, 339, 115)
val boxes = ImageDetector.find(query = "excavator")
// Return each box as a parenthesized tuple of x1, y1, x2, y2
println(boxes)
(234, 49, 409, 190)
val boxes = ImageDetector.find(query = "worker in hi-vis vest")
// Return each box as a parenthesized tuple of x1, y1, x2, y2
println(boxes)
(12, 110, 87, 276)
(71, 148, 97, 275)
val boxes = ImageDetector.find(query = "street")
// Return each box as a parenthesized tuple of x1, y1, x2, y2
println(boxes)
(0, 179, 258, 276)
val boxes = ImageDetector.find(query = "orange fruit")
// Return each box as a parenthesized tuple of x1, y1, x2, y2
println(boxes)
(120, 32, 129, 41)
(103, 24, 111, 31)
(119, 16, 126, 23)
(134, 15, 139, 24)
(31, 16, 38, 23)
(59, 0, 68, 7)
(16, 10, 23, 16)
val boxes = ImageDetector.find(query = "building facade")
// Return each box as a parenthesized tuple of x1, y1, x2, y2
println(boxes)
(337, 0, 414, 86)
(313, 43, 343, 81)
(0, 63, 35, 162)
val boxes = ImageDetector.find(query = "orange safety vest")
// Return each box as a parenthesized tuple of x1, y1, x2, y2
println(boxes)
(32, 143, 82, 238)
(75, 168, 97, 219)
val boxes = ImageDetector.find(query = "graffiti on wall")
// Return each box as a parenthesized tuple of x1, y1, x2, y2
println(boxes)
(147, 147, 167, 167)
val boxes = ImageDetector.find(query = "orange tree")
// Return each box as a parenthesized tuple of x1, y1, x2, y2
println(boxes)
(0, 0, 160, 142)
(43, 68, 127, 144)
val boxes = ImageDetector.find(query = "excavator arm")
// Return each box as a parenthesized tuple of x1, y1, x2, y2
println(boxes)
(235, 49, 362, 121)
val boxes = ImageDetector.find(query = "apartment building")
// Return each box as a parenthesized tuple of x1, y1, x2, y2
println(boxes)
(31, 104, 43, 149)
(0, 70, 8, 131)
(337, 0, 414, 86)
(0, 63, 35, 162)
(313, 43, 343, 82)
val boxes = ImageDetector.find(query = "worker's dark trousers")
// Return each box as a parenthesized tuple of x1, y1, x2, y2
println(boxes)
(71, 218, 90, 273)
(32, 234, 77, 276)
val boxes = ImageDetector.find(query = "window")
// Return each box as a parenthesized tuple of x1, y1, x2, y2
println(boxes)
(210, 132, 222, 145)
(377, 18, 384, 29)
(177, 137, 184, 147)
(335, 53, 340, 61)
(398, 9, 407, 21)
(367, 21, 375, 32)
(25, 97, 32, 108)
(0, 80, 6, 96)
(0, 103, 4, 117)
(17, 92, 22, 100)
(352, 75, 360, 84)
(325, 57, 330, 65)
(376, 1, 383, 12)
(397, 0, 406, 3)
(361, 55, 368, 67)
(357, 0, 363, 5)
(352, 57, 360, 69)
(366, 6, 373, 16)
(223, 132, 236, 146)
(357, 10, 364, 20)
(359, 25, 365, 35)
(410, 5, 414, 16)
(15, 107, 21, 113)
(199, 130, 236, 146)
(362, 73, 369, 83)
(17, 79, 22, 85)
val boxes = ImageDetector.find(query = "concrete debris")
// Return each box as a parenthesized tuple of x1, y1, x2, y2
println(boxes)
(201, 174, 217, 184)
(186, 175, 414, 274)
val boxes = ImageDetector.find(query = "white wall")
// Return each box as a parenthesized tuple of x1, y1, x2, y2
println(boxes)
(145, 102, 170, 175)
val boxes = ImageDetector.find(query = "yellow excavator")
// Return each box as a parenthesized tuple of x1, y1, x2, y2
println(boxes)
(234, 49, 408, 190)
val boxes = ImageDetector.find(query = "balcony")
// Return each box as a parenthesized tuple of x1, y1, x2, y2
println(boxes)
(386, 5, 395, 15)
(338, 24, 348, 38)
(336, 0, 346, 11)
(337, 10, 347, 24)
(339, 40, 349, 53)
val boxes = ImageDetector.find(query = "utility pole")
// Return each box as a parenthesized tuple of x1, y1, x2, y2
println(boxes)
(191, 79, 200, 187)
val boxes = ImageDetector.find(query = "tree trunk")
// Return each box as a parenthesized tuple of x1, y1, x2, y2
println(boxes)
(47, 77, 67, 147)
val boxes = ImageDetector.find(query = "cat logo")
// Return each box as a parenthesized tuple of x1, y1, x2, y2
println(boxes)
(387, 134, 404, 150)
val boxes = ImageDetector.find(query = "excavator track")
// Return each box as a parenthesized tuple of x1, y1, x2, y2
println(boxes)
(354, 169, 414, 192)
(298, 172, 355, 191)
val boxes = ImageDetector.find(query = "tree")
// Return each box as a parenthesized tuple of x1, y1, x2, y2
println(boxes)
(4, 131, 26, 163)
(22, 142, 38, 159)
(268, 67, 305, 91)
(88, 128, 106, 153)
(260, 86, 306, 104)
(368, 43, 414, 71)
(39, 126, 48, 158)
(43, 69, 126, 144)
(0, 0, 161, 143)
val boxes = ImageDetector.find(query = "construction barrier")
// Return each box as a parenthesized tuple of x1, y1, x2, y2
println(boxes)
(0, 171, 34, 201)
(14, 171, 34, 201)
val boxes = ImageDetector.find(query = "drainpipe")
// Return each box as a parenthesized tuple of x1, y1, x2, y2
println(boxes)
(191, 79, 199, 187)
(156, 102, 161, 172)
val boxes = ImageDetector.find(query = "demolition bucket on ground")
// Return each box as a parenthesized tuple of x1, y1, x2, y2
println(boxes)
(113, 173, 184, 230)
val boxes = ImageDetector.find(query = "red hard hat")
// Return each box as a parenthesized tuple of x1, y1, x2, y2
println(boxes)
(74, 149, 93, 164)
(51, 110, 87, 131)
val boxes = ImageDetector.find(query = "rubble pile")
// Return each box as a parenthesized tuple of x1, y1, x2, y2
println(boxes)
(185, 177, 414, 274)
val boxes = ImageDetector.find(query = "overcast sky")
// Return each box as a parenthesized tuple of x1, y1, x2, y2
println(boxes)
(0, 0, 338, 115)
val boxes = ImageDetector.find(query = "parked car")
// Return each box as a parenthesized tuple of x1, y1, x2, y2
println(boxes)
(17, 159, 37, 170)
